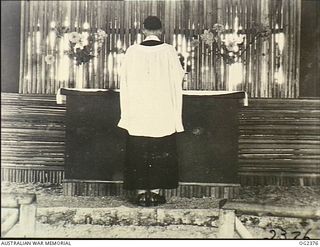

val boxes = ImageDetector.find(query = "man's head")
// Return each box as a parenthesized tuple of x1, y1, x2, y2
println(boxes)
(142, 16, 162, 37)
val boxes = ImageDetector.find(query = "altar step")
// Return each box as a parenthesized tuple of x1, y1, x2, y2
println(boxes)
(4, 222, 221, 239)
(36, 207, 221, 227)
(6, 205, 319, 238)
(4, 206, 226, 238)
(62, 180, 240, 199)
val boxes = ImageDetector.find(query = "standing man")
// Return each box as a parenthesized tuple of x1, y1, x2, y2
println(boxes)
(118, 16, 185, 206)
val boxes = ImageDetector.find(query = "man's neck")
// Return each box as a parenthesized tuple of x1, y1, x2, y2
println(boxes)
(143, 35, 160, 41)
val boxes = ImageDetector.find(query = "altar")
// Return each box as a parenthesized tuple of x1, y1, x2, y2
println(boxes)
(59, 88, 247, 198)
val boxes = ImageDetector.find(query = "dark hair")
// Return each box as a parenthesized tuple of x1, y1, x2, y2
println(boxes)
(143, 16, 162, 31)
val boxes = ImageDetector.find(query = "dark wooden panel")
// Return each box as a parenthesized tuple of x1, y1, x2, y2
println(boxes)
(238, 98, 320, 185)
(1, 93, 66, 171)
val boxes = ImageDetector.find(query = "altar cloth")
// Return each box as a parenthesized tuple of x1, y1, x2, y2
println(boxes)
(56, 88, 248, 106)
(59, 88, 247, 183)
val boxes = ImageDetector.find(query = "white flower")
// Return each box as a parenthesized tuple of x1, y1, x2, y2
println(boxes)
(223, 35, 243, 45)
(74, 42, 84, 50)
(69, 32, 81, 43)
(232, 35, 243, 44)
(232, 45, 239, 52)
(97, 41, 104, 48)
(212, 23, 225, 33)
(72, 33, 89, 50)
(80, 33, 89, 46)
(222, 35, 243, 52)
(44, 54, 55, 65)
(200, 29, 215, 45)
(97, 29, 107, 38)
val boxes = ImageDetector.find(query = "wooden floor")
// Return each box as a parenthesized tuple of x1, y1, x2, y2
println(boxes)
(1, 93, 320, 186)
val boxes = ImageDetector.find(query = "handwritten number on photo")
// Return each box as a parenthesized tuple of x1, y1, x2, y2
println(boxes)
(292, 231, 301, 239)
(265, 228, 311, 239)
(269, 229, 277, 239)
(280, 227, 287, 239)
(303, 229, 311, 240)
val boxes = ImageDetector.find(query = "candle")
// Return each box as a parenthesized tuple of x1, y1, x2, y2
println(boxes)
(234, 16, 239, 34)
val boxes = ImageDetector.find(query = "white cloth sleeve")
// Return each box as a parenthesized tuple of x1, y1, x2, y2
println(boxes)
(118, 53, 129, 129)
(169, 47, 185, 132)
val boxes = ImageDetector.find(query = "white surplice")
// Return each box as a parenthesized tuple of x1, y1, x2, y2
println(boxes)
(118, 37, 185, 137)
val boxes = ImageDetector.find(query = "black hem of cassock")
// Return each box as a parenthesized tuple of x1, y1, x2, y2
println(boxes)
(123, 132, 179, 190)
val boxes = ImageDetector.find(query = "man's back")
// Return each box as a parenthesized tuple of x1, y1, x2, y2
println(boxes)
(118, 42, 185, 137)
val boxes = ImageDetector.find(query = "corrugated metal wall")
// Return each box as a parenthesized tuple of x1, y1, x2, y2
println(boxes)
(19, 0, 300, 98)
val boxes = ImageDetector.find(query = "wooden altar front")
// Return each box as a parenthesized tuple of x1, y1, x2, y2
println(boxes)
(60, 88, 247, 199)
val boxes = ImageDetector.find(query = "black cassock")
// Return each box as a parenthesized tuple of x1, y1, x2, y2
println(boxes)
(123, 39, 180, 190)
(123, 132, 179, 190)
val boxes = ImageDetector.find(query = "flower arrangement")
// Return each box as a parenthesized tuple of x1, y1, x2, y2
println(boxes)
(65, 29, 107, 65)
(44, 25, 107, 66)
(192, 22, 271, 65)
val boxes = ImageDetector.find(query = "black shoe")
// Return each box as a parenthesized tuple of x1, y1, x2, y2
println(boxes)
(134, 191, 166, 207)
(135, 192, 151, 207)
(150, 192, 166, 206)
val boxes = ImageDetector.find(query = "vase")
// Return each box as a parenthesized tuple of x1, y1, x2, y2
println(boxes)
(75, 63, 89, 89)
